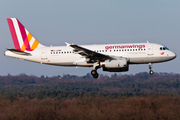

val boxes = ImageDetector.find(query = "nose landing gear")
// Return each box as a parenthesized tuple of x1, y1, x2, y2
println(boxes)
(149, 63, 154, 75)
(149, 70, 154, 75)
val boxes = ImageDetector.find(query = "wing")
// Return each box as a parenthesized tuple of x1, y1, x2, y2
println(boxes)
(70, 44, 111, 62)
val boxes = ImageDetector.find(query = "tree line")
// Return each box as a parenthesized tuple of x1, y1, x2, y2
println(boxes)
(0, 72, 180, 100)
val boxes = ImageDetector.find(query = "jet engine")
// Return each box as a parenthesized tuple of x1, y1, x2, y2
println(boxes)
(101, 58, 129, 72)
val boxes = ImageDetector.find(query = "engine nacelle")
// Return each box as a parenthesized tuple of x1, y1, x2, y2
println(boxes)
(103, 66, 129, 72)
(101, 58, 129, 72)
(103, 59, 127, 68)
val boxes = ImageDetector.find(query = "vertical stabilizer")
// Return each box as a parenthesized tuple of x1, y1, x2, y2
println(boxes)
(7, 18, 44, 51)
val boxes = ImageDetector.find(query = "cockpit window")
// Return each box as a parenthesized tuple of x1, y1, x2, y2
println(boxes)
(164, 46, 169, 50)
(160, 46, 169, 50)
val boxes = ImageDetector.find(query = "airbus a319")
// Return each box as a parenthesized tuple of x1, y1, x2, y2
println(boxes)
(4, 18, 176, 78)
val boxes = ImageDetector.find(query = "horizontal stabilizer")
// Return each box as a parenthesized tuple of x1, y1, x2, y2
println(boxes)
(7, 48, 31, 55)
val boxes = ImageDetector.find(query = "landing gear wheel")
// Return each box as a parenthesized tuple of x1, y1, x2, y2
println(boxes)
(91, 70, 97, 75)
(91, 70, 99, 78)
(148, 63, 154, 75)
(93, 73, 99, 78)
(149, 70, 154, 75)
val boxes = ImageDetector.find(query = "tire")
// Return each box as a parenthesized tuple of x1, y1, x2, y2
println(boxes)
(91, 70, 97, 76)
(93, 73, 99, 78)
(91, 70, 99, 78)
(149, 70, 154, 75)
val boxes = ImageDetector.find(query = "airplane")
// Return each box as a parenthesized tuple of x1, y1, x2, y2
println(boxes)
(4, 18, 176, 78)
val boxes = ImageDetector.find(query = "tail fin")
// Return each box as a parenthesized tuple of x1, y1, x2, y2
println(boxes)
(7, 18, 44, 51)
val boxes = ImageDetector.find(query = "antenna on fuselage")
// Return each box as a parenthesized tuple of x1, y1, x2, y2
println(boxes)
(147, 41, 149, 43)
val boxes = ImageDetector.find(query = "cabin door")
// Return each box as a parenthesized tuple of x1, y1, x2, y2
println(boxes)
(147, 44, 153, 55)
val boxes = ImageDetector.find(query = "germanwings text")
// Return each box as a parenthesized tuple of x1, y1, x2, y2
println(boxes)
(105, 44, 146, 50)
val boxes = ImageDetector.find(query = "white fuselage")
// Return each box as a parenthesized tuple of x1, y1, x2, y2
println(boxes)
(5, 43, 176, 68)
(5, 18, 177, 78)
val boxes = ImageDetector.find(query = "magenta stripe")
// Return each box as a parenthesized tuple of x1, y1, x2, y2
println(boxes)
(26, 49, 33, 51)
(7, 18, 21, 50)
(17, 19, 31, 50)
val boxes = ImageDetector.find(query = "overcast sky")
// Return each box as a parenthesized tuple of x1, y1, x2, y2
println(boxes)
(0, 0, 179, 76)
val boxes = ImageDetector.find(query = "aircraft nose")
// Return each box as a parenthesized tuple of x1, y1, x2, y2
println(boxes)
(170, 51, 177, 60)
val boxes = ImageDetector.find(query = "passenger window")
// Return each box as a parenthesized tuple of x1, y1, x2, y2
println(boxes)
(110, 50, 111, 52)
(102, 50, 104, 52)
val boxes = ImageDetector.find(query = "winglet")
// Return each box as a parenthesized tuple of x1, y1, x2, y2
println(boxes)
(65, 42, 71, 46)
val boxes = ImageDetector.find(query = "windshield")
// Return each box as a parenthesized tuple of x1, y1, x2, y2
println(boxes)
(160, 46, 169, 50)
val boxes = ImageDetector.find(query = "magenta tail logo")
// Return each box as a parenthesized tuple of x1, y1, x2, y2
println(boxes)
(7, 18, 39, 51)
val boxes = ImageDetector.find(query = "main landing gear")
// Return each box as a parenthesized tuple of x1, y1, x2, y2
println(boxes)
(91, 62, 100, 78)
(149, 63, 154, 75)
(91, 70, 99, 78)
